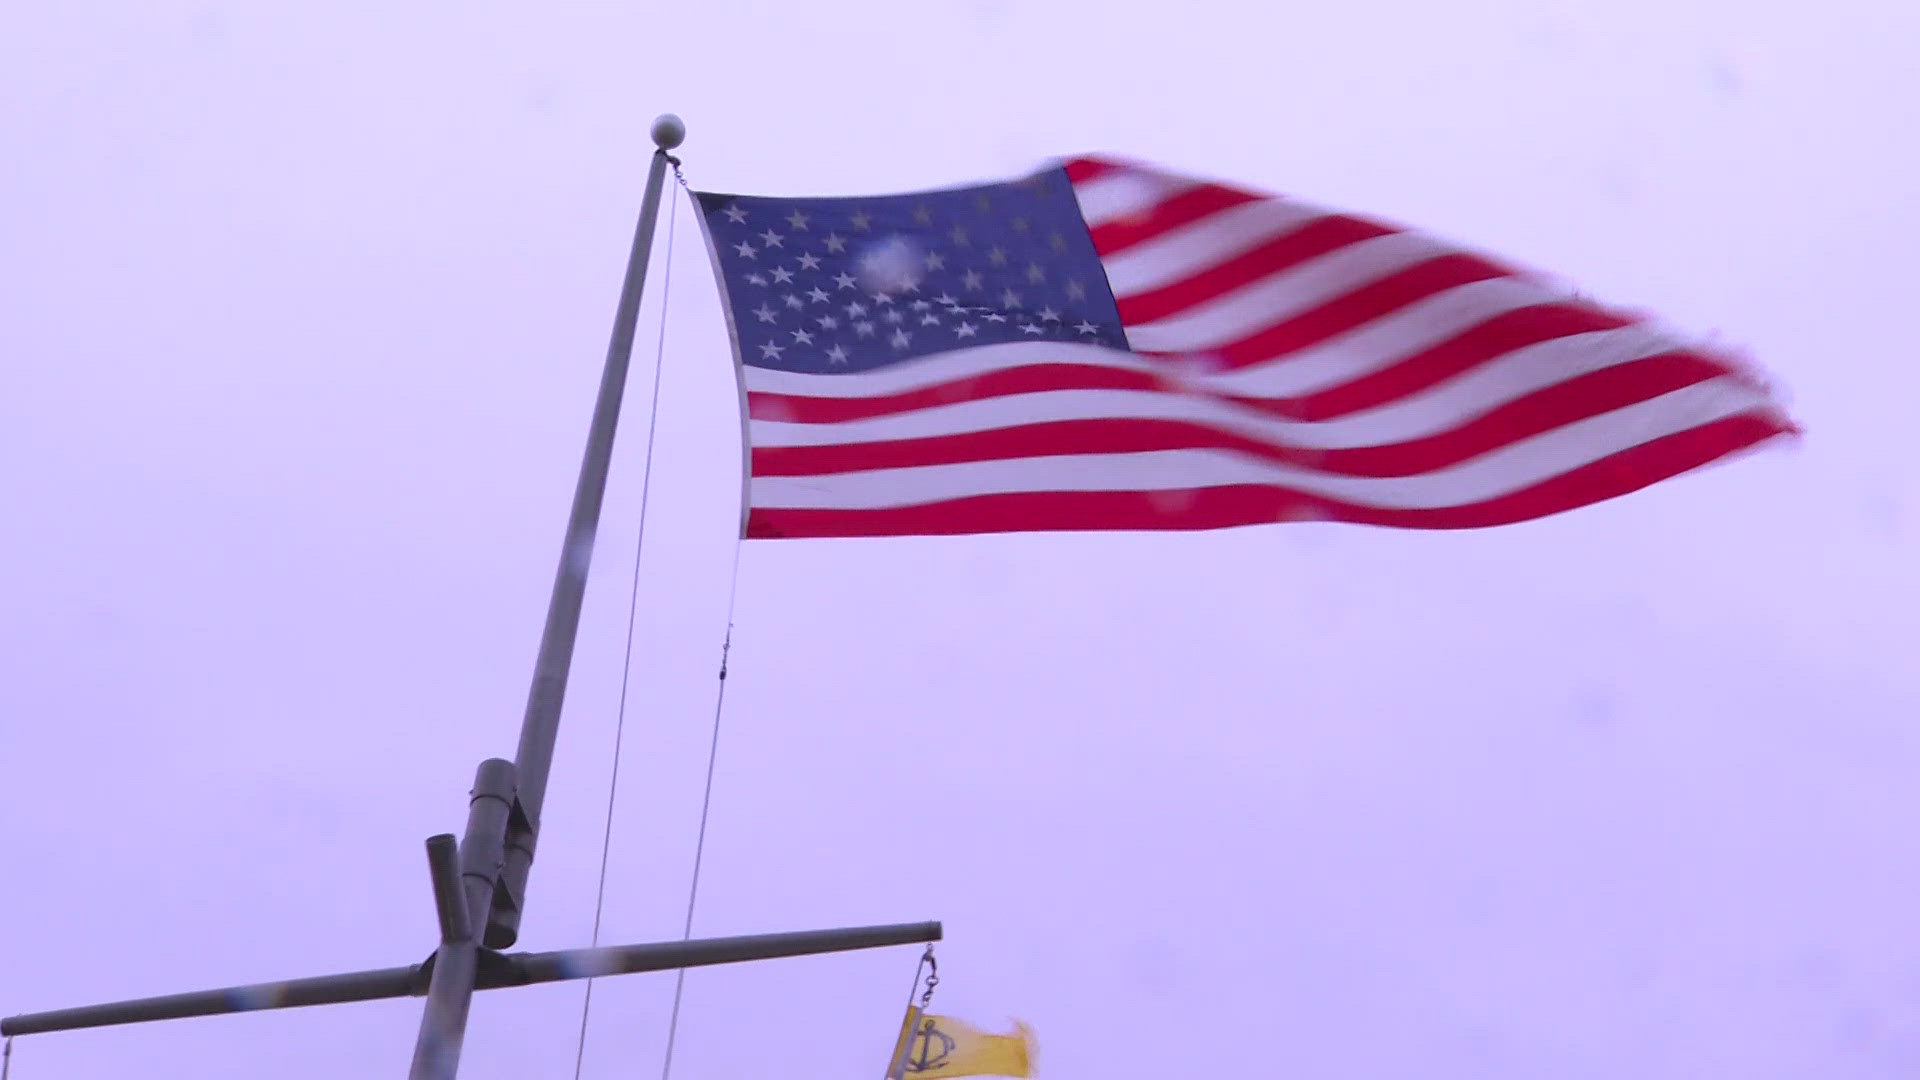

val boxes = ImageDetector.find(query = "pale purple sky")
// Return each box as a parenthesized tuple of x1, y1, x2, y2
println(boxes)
(4, 2, 1918, 1077)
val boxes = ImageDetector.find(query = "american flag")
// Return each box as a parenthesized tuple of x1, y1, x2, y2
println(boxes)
(693, 157, 1794, 539)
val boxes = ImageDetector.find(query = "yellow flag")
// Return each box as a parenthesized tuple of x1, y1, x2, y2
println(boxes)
(887, 1006, 1035, 1080)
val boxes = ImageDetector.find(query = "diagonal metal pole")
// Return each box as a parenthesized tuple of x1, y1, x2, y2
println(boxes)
(407, 113, 685, 1080)
(490, 114, 687, 951)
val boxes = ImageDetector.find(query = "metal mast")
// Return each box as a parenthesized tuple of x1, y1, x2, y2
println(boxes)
(1, 114, 942, 1078)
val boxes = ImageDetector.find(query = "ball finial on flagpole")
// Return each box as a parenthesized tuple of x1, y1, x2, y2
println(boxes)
(652, 114, 685, 150)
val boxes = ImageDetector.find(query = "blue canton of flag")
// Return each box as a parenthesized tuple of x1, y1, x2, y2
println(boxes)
(695, 168, 1127, 375)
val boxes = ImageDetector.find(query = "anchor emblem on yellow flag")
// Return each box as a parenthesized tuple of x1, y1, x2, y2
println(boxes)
(884, 950, 1034, 1080)
(887, 1007, 1035, 1080)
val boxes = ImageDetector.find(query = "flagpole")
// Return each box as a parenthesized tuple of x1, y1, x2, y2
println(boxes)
(407, 113, 686, 1080)
(495, 112, 689, 951)
(2, 110, 950, 1075)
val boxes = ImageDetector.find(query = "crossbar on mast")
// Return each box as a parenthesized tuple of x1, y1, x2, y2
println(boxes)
(0, 922, 943, 1038)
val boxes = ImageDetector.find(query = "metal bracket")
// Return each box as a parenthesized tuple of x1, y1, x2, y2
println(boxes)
(484, 797, 535, 949)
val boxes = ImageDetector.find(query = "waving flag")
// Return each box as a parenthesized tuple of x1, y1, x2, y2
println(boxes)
(886, 1007, 1035, 1080)
(694, 158, 1794, 539)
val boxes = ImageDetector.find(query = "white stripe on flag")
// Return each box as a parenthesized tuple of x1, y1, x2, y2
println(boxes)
(750, 379, 1772, 510)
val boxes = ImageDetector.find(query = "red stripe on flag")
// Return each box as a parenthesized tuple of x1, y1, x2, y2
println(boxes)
(1114, 215, 1397, 325)
(1087, 185, 1262, 257)
(746, 364, 1163, 424)
(1204, 253, 1515, 368)
(745, 413, 1792, 537)
(1062, 158, 1119, 183)
(1313, 353, 1734, 475)
(1268, 303, 1639, 421)
(749, 354, 1738, 480)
